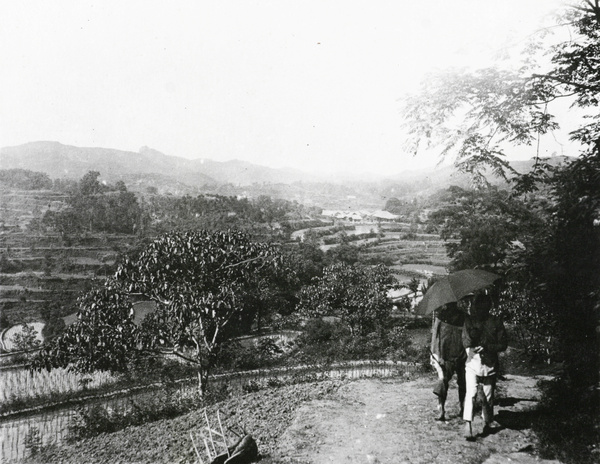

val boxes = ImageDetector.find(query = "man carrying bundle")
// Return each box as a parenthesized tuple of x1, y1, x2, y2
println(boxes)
(462, 293, 507, 440)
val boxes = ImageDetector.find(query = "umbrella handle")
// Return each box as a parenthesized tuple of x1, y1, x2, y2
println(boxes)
(429, 348, 443, 368)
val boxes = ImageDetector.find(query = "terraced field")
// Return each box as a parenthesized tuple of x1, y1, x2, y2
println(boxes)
(0, 187, 139, 329)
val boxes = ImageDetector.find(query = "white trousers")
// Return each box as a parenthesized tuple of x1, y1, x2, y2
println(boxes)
(463, 368, 495, 423)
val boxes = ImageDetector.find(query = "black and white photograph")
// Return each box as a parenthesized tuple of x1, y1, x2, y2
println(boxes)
(0, 1, 598, 463)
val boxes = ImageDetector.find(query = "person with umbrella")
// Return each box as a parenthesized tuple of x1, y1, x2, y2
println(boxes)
(462, 292, 507, 440)
(430, 301, 467, 421)
(416, 269, 501, 425)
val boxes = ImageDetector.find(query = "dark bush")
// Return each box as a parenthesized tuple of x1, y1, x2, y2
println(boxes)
(293, 319, 350, 364)
(533, 378, 600, 464)
(293, 318, 417, 364)
(0, 254, 23, 273)
(215, 338, 283, 371)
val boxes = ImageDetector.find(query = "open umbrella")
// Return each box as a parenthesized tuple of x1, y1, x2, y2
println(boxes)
(415, 269, 500, 316)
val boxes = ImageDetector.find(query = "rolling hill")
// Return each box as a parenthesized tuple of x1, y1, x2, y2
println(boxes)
(0, 141, 574, 208)
(0, 141, 320, 187)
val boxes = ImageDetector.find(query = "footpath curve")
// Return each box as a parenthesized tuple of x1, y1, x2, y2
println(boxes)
(274, 374, 560, 464)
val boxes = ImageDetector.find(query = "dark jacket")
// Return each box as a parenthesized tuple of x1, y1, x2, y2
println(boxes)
(432, 308, 466, 362)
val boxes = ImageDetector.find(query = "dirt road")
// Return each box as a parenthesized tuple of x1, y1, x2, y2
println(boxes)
(274, 374, 560, 464)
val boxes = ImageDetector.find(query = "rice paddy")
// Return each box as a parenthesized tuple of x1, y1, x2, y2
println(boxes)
(0, 367, 118, 411)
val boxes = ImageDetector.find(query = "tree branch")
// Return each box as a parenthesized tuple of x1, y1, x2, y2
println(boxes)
(210, 325, 220, 348)
(149, 348, 200, 365)
(217, 255, 269, 271)
(532, 73, 599, 93)
(569, 1, 600, 21)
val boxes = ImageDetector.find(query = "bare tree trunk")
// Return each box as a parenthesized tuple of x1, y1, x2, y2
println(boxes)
(197, 366, 210, 396)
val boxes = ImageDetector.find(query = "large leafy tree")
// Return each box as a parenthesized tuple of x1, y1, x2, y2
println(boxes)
(403, 1, 599, 327)
(403, 2, 599, 184)
(429, 186, 545, 271)
(41, 171, 145, 235)
(79, 170, 105, 196)
(34, 287, 138, 373)
(297, 263, 397, 336)
(114, 229, 283, 392)
(504, 153, 600, 373)
(35, 229, 285, 393)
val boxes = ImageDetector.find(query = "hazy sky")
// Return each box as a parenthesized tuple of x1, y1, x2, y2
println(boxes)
(0, 1, 568, 176)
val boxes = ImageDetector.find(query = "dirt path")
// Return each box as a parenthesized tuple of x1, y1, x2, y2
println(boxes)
(274, 374, 560, 464)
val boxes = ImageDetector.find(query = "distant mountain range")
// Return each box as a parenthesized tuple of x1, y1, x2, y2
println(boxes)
(0, 141, 574, 207)
(0, 141, 324, 187)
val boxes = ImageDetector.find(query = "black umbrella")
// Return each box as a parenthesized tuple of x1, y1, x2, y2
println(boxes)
(415, 269, 500, 316)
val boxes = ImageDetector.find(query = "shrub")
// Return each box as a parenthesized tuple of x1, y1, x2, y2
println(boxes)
(267, 377, 284, 388)
(68, 385, 205, 441)
(216, 338, 284, 372)
(533, 378, 600, 464)
(242, 380, 261, 393)
(11, 323, 42, 351)
(385, 325, 414, 360)
(69, 404, 118, 440)
(495, 284, 559, 363)
(293, 318, 417, 364)
(293, 319, 350, 364)
(41, 304, 67, 342)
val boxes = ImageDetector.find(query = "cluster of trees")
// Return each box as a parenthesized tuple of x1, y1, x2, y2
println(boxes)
(0, 168, 92, 194)
(26, 170, 320, 239)
(383, 196, 422, 220)
(428, 186, 545, 271)
(29, 171, 143, 235)
(0, 169, 53, 190)
(404, 1, 599, 368)
(33, 229, 405, 393)
(404, 3, 598, 460)
(144, 193, 317, 238)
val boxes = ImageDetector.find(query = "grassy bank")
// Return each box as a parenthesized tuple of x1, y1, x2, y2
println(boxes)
(18, 379, 353, 464)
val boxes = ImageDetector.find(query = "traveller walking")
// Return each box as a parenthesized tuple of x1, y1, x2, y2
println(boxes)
(430, 302, 466, 421)
(462, 293, 507, 440)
